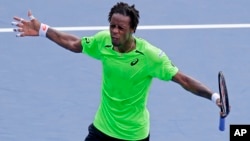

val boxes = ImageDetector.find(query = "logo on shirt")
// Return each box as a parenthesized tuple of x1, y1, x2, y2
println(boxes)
(84, 38, 90, 44)
(135, 50, 144, 55)
(105, 45, 112, 48)
(171, 62, 176, 67)
(130, 58, 139, 66)
(158, 50, 164, 57)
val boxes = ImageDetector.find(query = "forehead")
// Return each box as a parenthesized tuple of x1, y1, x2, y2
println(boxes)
(110, 13, 130, 26)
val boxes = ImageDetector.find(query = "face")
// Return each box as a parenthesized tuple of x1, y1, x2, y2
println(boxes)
(109, 13, 134, 47)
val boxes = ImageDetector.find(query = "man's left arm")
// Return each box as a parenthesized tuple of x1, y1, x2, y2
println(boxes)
(172, 71, 215, 101)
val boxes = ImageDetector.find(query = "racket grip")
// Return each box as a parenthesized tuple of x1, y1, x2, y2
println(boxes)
(219, 117, 225, 131)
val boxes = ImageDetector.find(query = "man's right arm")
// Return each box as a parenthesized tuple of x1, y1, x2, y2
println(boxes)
(46, 28, 82, 53)
(12, 10, 83, 53)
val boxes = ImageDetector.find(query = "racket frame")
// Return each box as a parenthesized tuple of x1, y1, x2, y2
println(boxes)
(218, 71, 230, 131)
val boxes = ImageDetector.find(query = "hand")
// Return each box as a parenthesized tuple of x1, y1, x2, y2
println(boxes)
(216, 98, 231, 117)
(12, 10, 41, 37)
(216, 98, 225, 116)
(215, 98, 221, 108)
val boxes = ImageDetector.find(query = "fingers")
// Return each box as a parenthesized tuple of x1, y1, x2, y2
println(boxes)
(215, 98, 221, 107)
(12, 10, 35, 23)
(12, 27, 23, 37)
(12, 17, 24, 37)
(11, 21, 23, 27)
(13, 16, 25, 23)
(12, 10, 36, 37)
(28, 10, 32, 17)
(15, 33, 23, 37)
(12, 19, 24, 37)
(13, 10, 34, 19)
(13, 28, 24, 32)
(28, 10, 35, 20)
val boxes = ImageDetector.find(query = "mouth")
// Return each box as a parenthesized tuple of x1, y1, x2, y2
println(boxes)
(111, 37, 119, 45)
(112, 36, 119, 41)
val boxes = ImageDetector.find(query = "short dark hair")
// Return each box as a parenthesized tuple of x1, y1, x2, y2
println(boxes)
(108, 2, 140, 32)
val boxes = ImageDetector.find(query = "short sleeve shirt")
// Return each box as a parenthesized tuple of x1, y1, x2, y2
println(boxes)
(81, 30, 178, 140)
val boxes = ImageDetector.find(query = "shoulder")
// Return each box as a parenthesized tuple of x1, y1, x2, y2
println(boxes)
(135, 37, 165, 61)
(94, 30, 110, 39)
(82, 30, 110, 41)
(81, 30, 111, 46)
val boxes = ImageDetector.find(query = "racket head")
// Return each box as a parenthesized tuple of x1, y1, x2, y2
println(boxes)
(218, 71, 230, 118)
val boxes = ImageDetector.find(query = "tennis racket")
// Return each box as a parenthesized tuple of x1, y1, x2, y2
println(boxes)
(218, 71, 230, 131)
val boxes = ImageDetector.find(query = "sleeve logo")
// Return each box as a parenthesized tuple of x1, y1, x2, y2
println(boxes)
(84, 38, 90, 44)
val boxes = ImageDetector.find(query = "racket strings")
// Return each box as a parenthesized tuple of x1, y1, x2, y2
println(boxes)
(219, 73, 230, 117)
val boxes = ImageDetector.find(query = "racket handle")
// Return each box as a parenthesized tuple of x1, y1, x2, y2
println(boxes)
(219, 117, 225, 131)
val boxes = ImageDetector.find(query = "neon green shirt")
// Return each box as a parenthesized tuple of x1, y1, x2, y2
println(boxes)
(81, 30, 178, 140)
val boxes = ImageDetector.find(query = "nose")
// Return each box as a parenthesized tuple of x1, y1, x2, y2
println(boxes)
(110, 25, 119, 34)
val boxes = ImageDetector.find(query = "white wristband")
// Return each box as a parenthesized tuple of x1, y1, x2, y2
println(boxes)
(39, 23, 49, 37)
(211, 93, 220, 103)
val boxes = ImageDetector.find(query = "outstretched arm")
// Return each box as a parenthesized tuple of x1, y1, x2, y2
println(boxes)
(172, 71, 220, 105)
(12, 10, 82, 53)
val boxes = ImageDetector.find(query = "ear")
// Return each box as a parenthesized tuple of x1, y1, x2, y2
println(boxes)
(130, 28, 135, 34)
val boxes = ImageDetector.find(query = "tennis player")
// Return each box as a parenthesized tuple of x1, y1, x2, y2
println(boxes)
(12, 2, 221, 141)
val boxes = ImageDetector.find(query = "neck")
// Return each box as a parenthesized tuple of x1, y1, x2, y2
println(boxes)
(115, 38, 135, 53)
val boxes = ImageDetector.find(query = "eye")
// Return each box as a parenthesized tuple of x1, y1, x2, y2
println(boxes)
(109, 24, 126, 31)
(110, 24, 116, 28)
(118, 26, 124, 30)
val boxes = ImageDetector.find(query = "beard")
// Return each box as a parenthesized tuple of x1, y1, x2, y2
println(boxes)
(111, 37, 121, 47)
(112, 41, 120, 47)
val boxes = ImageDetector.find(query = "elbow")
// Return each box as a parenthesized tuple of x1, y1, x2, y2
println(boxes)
(68, 41, 83, 53)
(70, 48, 82, 53)
(172, 71, 196, 92)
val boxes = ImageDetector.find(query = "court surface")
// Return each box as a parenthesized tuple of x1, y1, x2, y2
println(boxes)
(1, 0, 250, 141)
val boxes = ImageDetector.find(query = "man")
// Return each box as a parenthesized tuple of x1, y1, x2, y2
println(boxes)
(12, 2, 221, 141)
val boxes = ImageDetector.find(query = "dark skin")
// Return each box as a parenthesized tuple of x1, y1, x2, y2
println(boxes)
(109, 13, 135, 53)
(13, 10, 220, 106)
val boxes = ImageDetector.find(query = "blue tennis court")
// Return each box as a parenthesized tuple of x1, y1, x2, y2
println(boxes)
(1, 0, 250, 140)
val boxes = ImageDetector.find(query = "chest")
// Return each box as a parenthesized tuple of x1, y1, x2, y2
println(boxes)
(102, 53, 147, 81)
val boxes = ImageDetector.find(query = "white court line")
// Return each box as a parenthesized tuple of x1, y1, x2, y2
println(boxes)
(1, 24, 250, 32)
